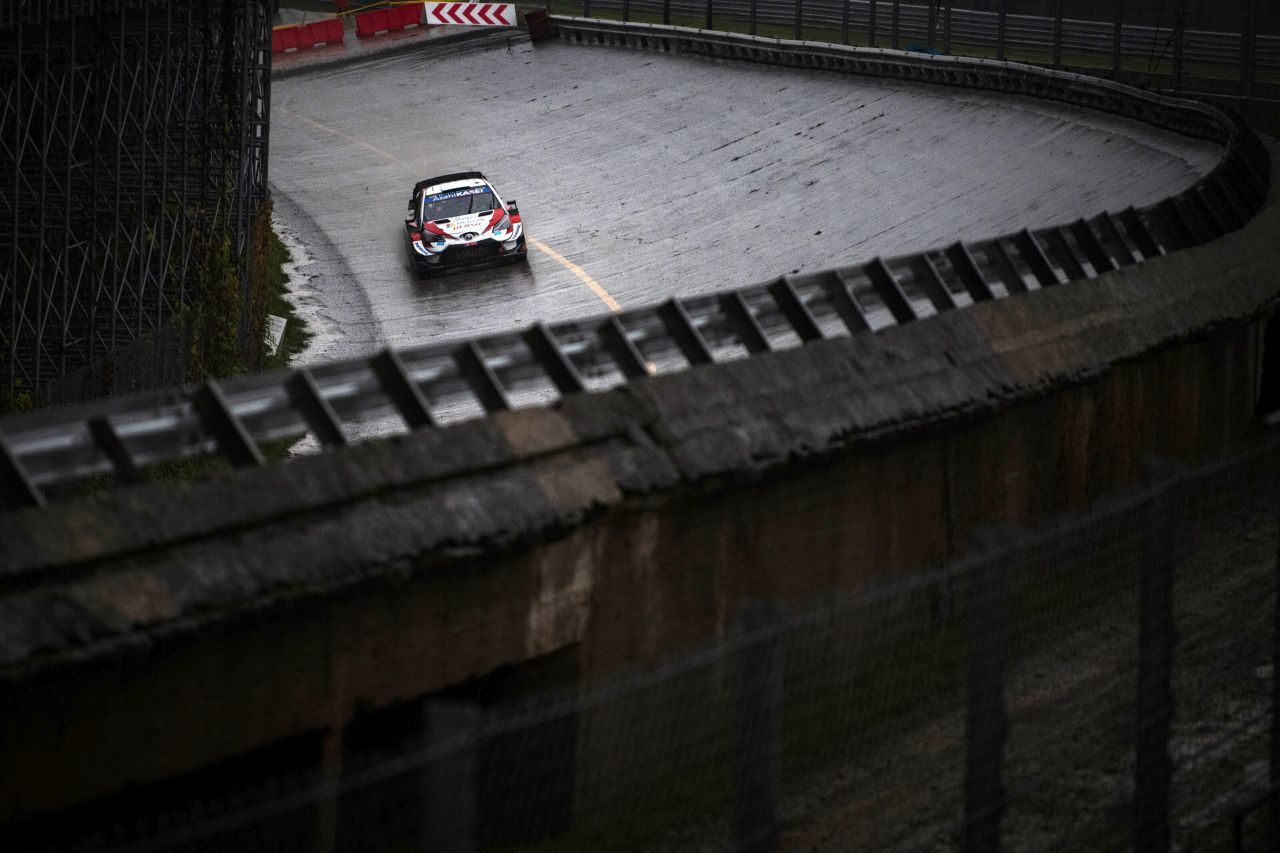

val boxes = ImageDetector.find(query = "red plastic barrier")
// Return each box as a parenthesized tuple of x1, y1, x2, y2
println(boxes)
(271, 18, 345, 53)
(295, 24, 317, 49)
(313, 18, 345, 44)
(355, 9, 386, 37)
(355, 5, 423, 38)
(400, 5, 424, 27)
(271, 27, 295, 52)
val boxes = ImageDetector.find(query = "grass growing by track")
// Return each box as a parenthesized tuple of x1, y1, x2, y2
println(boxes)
(140, 223, 311, 484)
(261, 221, 313, 372)
(46, 219, 312, 496)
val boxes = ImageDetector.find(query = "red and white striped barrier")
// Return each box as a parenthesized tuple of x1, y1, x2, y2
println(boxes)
(424, 2, 516, 26)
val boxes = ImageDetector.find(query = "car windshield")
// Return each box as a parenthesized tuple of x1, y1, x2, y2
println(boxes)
(421, 187, 496, 221)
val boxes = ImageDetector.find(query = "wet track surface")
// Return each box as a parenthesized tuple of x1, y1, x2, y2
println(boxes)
(270, 38, 1220, 364)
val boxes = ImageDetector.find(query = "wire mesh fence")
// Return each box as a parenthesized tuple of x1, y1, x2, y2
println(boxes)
(0, 1, 272, 411)
(7, 434, 1278, 852)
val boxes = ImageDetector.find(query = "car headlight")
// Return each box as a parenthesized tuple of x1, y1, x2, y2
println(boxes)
(491, 215, 511, 239)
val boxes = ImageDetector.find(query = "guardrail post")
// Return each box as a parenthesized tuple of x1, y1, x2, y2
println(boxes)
(926, 0, 937, 51)
(750, 0, 757, 34)
(868, 0, 876, 47)
(996, 0, 1007, 60)
(0, 431, 45, 510)
(1133, 466, 1180, 853)
(582, 0, 589, 19)
(663, 0, 671, 25)
(794, 0, 801, 40)
(1242, 0, 1257, 101)
(622, 0, 630, 23)
(733, 602, 784, 853)
(891, 0, 899, 50)
(706, 0, 713, 32)
(1052, 0, 1063, 67)
(943, 0, 952, 53)
(1113, 0, 1123, 74)
(964, 528, 1010, 853)
(840, 0, 849, 44)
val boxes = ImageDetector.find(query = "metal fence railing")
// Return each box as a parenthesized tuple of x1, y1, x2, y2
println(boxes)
(550, 0, 1280, 102)
(9, 434, 1278, 852)
(0, 22, 1270, 512)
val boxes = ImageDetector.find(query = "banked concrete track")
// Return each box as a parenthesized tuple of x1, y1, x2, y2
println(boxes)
(269, 26, 1218, 360)
(0, 21, 1276, 846)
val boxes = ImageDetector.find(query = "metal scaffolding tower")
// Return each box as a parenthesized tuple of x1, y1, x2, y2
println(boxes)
(0, 0, 272, 409)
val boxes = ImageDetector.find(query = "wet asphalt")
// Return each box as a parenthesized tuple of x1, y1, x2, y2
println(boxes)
(269, 38, 1220, 364)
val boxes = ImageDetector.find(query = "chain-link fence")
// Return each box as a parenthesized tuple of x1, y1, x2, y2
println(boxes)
(550, 0, 1280, 103)
(7, 432, 1278, 852)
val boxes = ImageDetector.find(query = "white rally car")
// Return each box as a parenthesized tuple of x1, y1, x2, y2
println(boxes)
(404, 171, 527, 278)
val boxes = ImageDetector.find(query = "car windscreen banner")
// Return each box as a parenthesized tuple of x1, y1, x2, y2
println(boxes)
(423, 2, 517, 26)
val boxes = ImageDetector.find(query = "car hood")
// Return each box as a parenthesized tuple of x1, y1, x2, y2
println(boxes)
(433, 211, 498, 239)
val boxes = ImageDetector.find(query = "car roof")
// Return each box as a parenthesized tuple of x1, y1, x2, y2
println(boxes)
(415, 170, 491, 196)
(422, 177, 491, 197)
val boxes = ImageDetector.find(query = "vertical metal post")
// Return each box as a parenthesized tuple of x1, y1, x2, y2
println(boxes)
(583, 0, 589, 18)
(1271, 498, 1280, 847)
(1172, 0, 1186, 93)
(1134, 476, 1178, 853)
(622, 0, 630, 22)
(795, 0, 802, 40)
(6, 18, 19, 404)
(963, 532, 1010, 853)
(944, 0, 952, 53)
(423, 702, 480, 853)
(733, 602, 784, 853)
(316, 731, 344, 853)
(706, 0, 713, 31)
(1113, 0, 1124, 74)
(840, 0, 849, 44)
(869, 0, 877, 47)
(996, 0, 1007, 60)
(1242, 0, 1258, 101)
(749, 0, 757, 35)
(927, 0, 937, 51)
(1053, 0, 1063, 67)
(663, 0, 671, 25)
(891, 0, 900, 50)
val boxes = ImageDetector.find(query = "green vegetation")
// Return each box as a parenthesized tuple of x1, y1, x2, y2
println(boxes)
(49, 198, 310, 496)
(260, 209, 313, 371)
(151, 202, 310, 484)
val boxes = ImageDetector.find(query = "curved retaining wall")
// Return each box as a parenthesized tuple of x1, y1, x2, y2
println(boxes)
(0, 21, 1271, 504)
(0, 24, 1277, 828)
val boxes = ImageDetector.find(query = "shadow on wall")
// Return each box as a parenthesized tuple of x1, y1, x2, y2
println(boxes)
(1260, 310, 1280, 417)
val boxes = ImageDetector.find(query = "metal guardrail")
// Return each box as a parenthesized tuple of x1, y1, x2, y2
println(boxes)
(0, 21, 1271, 511)
(575, 0, 1280, 99)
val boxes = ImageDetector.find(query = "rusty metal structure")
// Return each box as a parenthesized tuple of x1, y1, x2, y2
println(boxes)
(0, 0, 272, 409)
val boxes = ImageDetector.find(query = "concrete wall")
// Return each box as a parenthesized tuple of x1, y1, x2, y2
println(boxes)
(1, 155, 1277, 835)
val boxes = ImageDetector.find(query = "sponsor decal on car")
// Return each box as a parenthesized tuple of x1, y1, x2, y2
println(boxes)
(424, 187, 490, 202)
